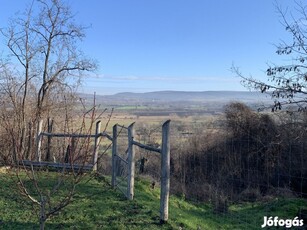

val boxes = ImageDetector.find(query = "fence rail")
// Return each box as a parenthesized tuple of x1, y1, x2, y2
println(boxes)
(40, 131, 113, 141)
(36, 120, 113, 171)
(132, 140, 161, 153)
(21, 160, 93, 171)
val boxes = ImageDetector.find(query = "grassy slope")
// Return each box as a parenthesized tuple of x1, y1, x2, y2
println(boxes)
(0, 172, 306, 230)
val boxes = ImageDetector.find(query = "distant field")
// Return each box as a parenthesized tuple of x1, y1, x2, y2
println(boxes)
(96, 112, 220, 133)
(77, 90, 269, 135)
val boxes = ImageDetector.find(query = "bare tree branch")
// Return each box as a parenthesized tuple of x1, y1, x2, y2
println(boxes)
(235, 2, 307, 112)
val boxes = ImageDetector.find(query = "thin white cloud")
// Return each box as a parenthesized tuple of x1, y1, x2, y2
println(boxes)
(100, 75, 139, 81)
(93, 74, 238, 83)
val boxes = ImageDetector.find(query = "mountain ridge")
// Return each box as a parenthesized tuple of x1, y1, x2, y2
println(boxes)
(80, 90, 271, 103)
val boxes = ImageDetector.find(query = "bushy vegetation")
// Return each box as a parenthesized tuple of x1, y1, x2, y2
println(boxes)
(169, 102, 307, 213)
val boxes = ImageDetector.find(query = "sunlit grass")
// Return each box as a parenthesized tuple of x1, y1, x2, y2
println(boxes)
(0, 170, 306, 229)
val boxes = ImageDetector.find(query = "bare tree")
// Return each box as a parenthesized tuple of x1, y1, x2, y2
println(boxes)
(0, 0, 96, 162)
(234, 2, 307, 112)
(0, 0, 100, 229)
(16, 104, 107, 230)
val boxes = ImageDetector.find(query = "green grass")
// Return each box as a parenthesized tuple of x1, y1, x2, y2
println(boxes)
(0, 171, 306, 229)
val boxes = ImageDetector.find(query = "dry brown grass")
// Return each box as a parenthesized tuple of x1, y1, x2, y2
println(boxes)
(0, 166, 10, 174)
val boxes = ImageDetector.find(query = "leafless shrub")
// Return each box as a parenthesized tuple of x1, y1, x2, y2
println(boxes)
(170, 102, 307, 210)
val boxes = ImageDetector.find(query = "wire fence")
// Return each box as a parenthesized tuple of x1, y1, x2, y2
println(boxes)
(134, 123, 162, 182)
(40, 110, 301, 227)
(108, 114, 307, 228)
(113, 125, 130, 196)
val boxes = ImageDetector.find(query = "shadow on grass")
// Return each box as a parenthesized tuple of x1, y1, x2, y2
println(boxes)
(0, 221, 85, 230)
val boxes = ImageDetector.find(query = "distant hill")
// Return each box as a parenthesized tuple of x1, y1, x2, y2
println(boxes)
(79, 90, 273, 116)
(113, 90, 269, 101)
(80, 90, 272, 105)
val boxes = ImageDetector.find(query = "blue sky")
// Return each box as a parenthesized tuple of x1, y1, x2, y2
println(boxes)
(0, 0, 299, 95)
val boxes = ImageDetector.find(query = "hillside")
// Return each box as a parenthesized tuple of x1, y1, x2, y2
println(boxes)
(0, 171, 306, 229)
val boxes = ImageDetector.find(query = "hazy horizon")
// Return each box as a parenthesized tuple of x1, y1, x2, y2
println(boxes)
(81, 89, 263, 96)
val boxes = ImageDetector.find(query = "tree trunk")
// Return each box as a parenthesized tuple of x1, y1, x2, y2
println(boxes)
(39, 196, 46, 230)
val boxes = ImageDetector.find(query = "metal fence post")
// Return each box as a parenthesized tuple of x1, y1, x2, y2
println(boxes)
(160, 120, 171, 223)
(127, 122, 135, 200)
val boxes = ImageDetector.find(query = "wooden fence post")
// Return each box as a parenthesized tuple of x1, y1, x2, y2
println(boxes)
(160, 120, 171, 223)
(36, 120, 43, 162)
(111, 124, 118, 188)
(93, 120, 101, 171)
(71, 137, 76, 162)
(26, 122, 32, 160)
(127, 122, 135, 200)
(46, 118, 53, 162)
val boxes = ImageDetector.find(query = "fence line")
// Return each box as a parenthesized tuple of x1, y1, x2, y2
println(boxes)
(31, 118, 171, 223)
(111, 120, 171, 223)
(34, 119, 115, 171)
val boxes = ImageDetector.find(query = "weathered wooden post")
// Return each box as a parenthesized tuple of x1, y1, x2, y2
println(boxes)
(36, 120, 43, 162)
(111, 124, 118, 188)
(93, 120, 101, 171)
(160, 120, 171, 223)
(127, 122, 136, 200)
(71, 137, 76, 162)
(46, 118, 53, 162)
(26, 122, 33, 160)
